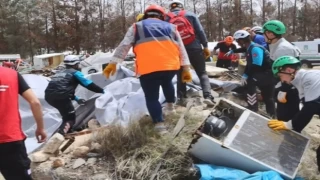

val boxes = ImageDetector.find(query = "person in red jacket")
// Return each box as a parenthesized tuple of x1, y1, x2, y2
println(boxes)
(0, 67, 47, 180)
(213, 36, 237, 69)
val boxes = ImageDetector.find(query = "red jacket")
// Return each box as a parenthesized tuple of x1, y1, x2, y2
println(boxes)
(0, 67, 25, 143)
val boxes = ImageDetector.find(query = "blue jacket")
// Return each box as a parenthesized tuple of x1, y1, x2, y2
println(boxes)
(252, 34, 267, 49)
(165, 9, 208, 50)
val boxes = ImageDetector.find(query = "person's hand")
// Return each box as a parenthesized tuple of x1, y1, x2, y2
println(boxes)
(203, 48, 210, 59)
(240, 75, 247, 86)
(77, 99, 86, 105)
(35, 128, 47, 143)
(103, 63, 117, 79)
(277, 91, 287, 103)
(225, 50, 234, 57)
(182, 69, 192, 83)
(268, 120, 292, 130)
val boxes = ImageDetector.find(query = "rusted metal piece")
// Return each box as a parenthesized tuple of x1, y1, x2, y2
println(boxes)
(60, 137, 75, 153)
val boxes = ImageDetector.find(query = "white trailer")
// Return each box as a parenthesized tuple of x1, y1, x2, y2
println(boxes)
(292, 39, 320, 68)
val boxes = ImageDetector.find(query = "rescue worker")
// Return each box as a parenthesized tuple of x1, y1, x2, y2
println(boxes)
(213, 36, 237, 69)
(267, 56, 320, 171)
(225, 26, 268, 56)
(2, 61, 15, 69)
(103, 4, 191, 134)
(136, 13, 144, 22)
(165, 0, 215, 106)
(45, 55, 105, 135)
(262, 20, 301, 121)
(233, 30, 275, 117)
(0, 66, 47, 180)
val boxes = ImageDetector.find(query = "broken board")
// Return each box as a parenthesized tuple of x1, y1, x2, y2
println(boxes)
(228, 112, 309, 178)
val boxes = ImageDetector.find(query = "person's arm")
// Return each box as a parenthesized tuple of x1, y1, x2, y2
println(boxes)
(291, 101, 318, 133)
(111, 25, 135, 63)
(174, 27, 190, 68)
(18, 73, 46, 141)
(244, 46, 264, 77)
(190, 12, 208, 48)
(213, 43, 220, 54)
(233, 47, 246, 53)
(73, 71, 104, 93)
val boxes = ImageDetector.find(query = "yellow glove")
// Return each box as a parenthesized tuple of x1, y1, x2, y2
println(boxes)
(103, 63, 117, 79)
(203, 48, 210, 59)
(268, 120, 292, 130)
(277, 91, 287, 103)
(182, 70, 192, 83)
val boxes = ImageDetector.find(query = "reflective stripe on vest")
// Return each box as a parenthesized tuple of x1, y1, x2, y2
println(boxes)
(133, 19, 181, 75)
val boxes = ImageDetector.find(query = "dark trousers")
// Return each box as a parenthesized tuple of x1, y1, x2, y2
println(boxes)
(0, 140, 32, 180)
(177, 49, 211, 98)
(140, 70, 177, 123)
(274, 82, 300, 121)
(216, 59, 232, 69)
(45, 97, 76, 132)
(246, 73, 276, 117)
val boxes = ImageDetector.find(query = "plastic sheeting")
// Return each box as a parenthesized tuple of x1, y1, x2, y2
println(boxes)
(20, 65, 239, 153)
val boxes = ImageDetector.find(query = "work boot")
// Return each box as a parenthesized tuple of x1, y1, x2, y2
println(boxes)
(58, 121, 74, 135)
(162, 104, 176, 117)
(203, 95, 215, 106)
(154, 122, 168, 135)
(176, 97, 189, 107)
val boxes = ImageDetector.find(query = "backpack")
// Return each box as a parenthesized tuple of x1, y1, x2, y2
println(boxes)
(167, 10, 196, 45)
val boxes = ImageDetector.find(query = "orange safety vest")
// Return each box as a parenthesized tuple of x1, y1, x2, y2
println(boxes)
(133, 18, 181, 76)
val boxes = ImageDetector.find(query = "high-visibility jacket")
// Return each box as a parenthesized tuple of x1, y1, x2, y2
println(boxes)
(0, 67, 25, 143)
(133, 18, 181, 75)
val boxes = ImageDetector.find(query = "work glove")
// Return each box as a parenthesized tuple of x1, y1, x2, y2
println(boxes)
(268, 120, 293, 130)
(77, 99, 86, 106)
(103, 63, 117, 79)
(224, 50, 234, 57)
(277, 91, 287, 103)
(182, 69, 192, 83)
(203, 48, 211, 59)
(240, 74, 248, 86)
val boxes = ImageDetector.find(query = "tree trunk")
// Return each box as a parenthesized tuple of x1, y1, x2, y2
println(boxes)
(74, 0, 80, 54)
(26, 8, 34, 63)
(262, 0, 266, 23)
(293, 0, 297, 35)
(51, 0, 58, 52)
(250, 0, 253, 25)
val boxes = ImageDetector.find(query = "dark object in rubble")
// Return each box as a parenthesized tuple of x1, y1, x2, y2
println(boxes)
(202, 115, 229, 138)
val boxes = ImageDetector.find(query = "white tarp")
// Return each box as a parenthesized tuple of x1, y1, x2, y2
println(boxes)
(20, 66, 239, 153)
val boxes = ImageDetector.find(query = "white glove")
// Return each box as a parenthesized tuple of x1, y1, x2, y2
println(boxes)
(224, 50, 234, 57)
(240, 75, 248, 86)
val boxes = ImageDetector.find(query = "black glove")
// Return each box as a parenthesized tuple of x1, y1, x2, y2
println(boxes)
(77, 99, 86, 105)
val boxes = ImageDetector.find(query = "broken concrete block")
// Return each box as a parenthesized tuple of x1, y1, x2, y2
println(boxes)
(72, 146, 90, 157)
(52, 158, 65, 168)
(29, 151, 53, 163)
(87, 158, 97, 166)
(73, 158, 86, 169)
(42, 133, 65, 154)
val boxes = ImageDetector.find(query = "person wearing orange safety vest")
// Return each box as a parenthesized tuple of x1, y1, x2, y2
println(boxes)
(213, 36, 237, 69)
(103, 4, 191, 134)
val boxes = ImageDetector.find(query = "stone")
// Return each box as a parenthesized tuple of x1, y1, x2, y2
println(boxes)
(29, 151, 53, 163)
(87, 158, 97, 166)
(52, 158, 65, 168)
(90, 142, 102, 152)
(42, 133, 65, 154)
(73, 146, 90, 157)
(72, 158, 86, 169)
(87, 152, 102, 158)
(62, 134, 92, 154)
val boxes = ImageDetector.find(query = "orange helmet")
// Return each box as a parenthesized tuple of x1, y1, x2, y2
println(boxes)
(224, 36, 234, 44)
(144, 4, 165, 17)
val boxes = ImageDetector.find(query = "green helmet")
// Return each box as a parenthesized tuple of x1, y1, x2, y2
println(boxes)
(272, 56, 300, 76)
(262, 20, 286, 35)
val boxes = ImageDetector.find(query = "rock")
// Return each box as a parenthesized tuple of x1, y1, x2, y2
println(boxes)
(52, 158, 65, 168)
(42, 133, 65, 154)
(87, 152, 102, 158)
(90, 173, 111, 180)
(72, 158, 86, 169)
(87, 158, 97, 166)
(90, 142, 102, 152)
(62, 134, 92, 154)
(73, 146, 90, 157)
(88, 119, 100, 130)
(29, 151, 53, 163)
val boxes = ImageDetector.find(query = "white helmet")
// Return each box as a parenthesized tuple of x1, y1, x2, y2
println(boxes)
(251, 26, 263, 34)
(233, 30, 250, 40)
(64, 55, 81, 66)
(168, 0, 184, 9)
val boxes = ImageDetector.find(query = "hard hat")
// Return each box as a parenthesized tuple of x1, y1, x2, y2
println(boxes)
(272, 56, 300, 76)
(168, 0, 184, 9)
(144, 4, 165, 17)
(262, 20, 286, 35)
(202, 116, 228, 138)
(224, 36, 234, 44)
(64, 55, 81, 66)
(251, 26, 263, 34)
(233, 30, 250, 40)
(136, 13, 144, 22)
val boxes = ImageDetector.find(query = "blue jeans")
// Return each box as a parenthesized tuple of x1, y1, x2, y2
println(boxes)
(139, 70, 177, 123)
